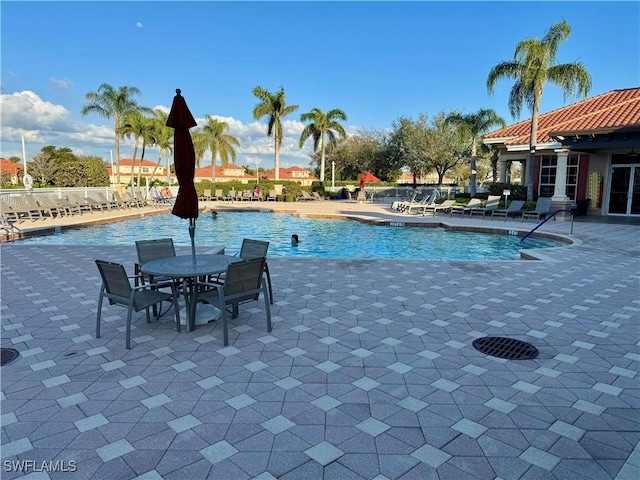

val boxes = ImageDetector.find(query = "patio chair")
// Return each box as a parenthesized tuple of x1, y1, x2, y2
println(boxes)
(0, 198, 29, 223)
(312, 192, 325, 201)
(449, 198, 482, 217)
(45, 196, 82, 216)
(405, 190, 438, 214)
(491, 200, 526, 221)
(69, 193, 106, 212)
(224, 189, 237, 202)
(391, 191, 419, 211)
(522, 197, 552, 222)
(192, 257, 271, 346)
(13, 196, 46, 221)
(95, 259, 181, 350)
(238, 238, 273, 305)
(266, 190, 277, 201)
(420, 199, 456, 216)
(469, 195, 501, 218)
(213, 189, 224, 201)
(93, 192, 119, 210)
(114, 191, 135, 208)
(200, 189, 212, 201)
(134, 238, 177, 284)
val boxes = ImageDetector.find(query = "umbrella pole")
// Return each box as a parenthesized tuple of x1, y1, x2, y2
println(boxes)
(189, 218, 196, 263)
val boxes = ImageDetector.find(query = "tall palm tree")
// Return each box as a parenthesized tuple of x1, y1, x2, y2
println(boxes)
(487, 20, 591, 201)
(81, 84, 148, 184)
(446, 109, 506, 196)
(120, 111, 154, 187)
(299, 108, 348, 182)
(252, 86, 298, 180)
(201, 115, 240, 182)
(147, 110, 173, 185)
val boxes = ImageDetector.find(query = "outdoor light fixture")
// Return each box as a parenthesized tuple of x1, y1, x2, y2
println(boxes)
(628, 147, 639, 157)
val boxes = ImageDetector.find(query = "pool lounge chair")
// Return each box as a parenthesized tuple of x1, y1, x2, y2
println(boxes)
(199, 189, 212, 201)
(421, 199, 456, 216)
(469, 195, 501, 218)
(449, 198, 482, 217)
(522, 197, 552, 221)
(266, 190, 277, 201)
(391, 191, 419, 212)
(0, 198, 31, 222)
(491, 200, 526, 221)
(405, 191, 438, 214)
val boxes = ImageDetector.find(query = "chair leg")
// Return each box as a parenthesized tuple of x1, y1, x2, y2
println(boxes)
(126, 307, 134, 350)
(262, 280, 272, 333)
(264, 263, 274, 305)
(96, 290, 105, 338)
(173, 284, 181, 333)
(220, 291, 229, 346)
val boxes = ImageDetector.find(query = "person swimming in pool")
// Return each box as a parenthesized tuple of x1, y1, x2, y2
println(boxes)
(291, 234, 300, 245)
(201, 206, 218, 219)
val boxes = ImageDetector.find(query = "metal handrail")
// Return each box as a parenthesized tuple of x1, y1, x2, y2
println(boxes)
(520, 209, 575, 243)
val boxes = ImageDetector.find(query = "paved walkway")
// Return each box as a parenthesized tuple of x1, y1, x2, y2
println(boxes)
(1, 200, 639, 479)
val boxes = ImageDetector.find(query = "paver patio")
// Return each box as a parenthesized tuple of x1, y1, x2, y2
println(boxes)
(1, 201, 638, 479)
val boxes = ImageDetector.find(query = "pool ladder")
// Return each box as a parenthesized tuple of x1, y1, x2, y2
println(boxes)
(520, 209, 575, 243)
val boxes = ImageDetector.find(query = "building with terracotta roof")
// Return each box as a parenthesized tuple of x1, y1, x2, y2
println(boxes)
(260, 166, 317, 186)
(483, 88, 640, 217)
(194, 164, 255, 183)
(109, 158, 172, 185)
(0, 158, 25, 185)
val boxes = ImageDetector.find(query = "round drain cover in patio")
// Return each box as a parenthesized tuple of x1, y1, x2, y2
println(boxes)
(1, 348, 20, 366)
(472, 337, 538, 360)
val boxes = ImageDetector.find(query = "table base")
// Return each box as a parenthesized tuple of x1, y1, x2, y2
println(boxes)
(178, 303, 221, 326)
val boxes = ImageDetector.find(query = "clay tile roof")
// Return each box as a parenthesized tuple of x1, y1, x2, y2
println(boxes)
(484, 88, 640, 146)
(118, 158, 161, 167)
(0, 159, 24, 175)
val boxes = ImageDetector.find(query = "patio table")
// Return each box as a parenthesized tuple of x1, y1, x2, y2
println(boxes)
(141, 254, 240, 331)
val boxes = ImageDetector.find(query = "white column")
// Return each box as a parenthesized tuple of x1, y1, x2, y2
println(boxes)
(552, 150, 570, 201)
(499, 159, 508, 183)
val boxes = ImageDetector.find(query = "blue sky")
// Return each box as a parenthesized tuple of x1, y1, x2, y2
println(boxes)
(2, 1, 639, 170)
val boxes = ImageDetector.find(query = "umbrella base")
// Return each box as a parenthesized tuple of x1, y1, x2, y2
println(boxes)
(179, 304, 221, 326)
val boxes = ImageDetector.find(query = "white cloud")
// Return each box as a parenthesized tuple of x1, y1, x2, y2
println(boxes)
(0, 90, 322, 169)
(49, 77, 74, 91)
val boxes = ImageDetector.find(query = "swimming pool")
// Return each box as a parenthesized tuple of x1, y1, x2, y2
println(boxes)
(14, 212, 564, 260)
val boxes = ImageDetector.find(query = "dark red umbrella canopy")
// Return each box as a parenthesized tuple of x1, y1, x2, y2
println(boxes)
(167, 89, 198, 220)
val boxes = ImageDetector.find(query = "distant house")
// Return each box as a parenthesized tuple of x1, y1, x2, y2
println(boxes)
(0, 158, 25, 185)
(397, 171, 455, 185)
(194, 164, 255, 183)
(483, 87, 640, 217)
(109, 158, 170, 185)
(261, 166, 318, 186)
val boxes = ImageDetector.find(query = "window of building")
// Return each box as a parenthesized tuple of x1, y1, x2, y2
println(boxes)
(538, 154, 579, 199)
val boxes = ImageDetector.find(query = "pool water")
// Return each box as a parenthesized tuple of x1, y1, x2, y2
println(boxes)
(14, 212, 563, 260)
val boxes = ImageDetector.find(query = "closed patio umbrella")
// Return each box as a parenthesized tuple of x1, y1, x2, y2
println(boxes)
(167, 89, 199, 262)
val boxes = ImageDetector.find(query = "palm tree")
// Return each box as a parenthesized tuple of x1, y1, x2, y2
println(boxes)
(147, 110, 173, 185)
(201, 115, 240, 182)
(120, 111, 154, 187)
(81, 84, 148, 184)
(252, 86, 298, 180)
(446, 109, 506, 196)
(487, 20, 591, 201)
(299, 108, 348, 182)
